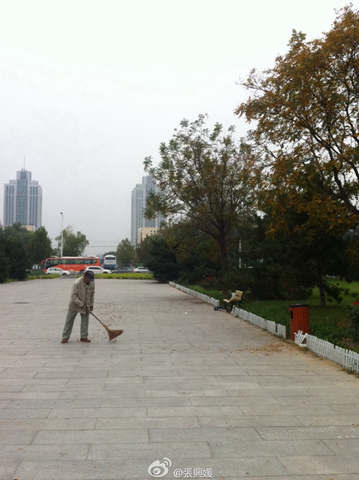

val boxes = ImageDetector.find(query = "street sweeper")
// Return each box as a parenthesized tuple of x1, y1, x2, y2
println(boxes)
(61, 269, 95, 343)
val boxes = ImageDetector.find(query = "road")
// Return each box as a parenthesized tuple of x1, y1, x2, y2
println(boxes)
(0, 278, 359, 479)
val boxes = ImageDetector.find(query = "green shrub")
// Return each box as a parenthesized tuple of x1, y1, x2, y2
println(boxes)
(95, 273, 153, 280)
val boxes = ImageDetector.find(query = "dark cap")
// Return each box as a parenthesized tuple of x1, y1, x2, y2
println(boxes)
(84, 270, 95, 280)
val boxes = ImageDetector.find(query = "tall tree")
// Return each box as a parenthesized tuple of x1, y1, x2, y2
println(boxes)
(137, 235, 179, 283)
(163, 220, 222, 283)
(28, 227, 53, 265)
(236, 6, 359, 232)
(144, 115, 256, 268)
(116, 238, 136, 266)
(0, 229, 10, 282)
(1, 225, 31, 280)
(56, 227, 89, 256)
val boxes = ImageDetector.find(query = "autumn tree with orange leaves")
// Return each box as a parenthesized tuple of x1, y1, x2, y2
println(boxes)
(237, 5, 359, 235)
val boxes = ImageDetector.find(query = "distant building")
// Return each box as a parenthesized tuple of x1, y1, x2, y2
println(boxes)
(3, 169, 42, 229)
(130, 175, 163, 245)
(138, 227, 160, 244)
(23, 225, 36, 232)
(131, 184, 144, 246)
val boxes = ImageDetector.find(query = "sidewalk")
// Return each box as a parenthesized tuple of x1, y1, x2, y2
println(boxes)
(0, 278, 359, 479)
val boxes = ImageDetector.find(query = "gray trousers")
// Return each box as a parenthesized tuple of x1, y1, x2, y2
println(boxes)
(62, 310, 89, 340)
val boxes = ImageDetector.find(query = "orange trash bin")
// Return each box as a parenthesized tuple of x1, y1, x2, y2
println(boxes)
(289, 304, 309, 340)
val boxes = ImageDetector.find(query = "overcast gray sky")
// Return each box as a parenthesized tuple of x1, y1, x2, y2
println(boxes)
(0, 0, 356, 255)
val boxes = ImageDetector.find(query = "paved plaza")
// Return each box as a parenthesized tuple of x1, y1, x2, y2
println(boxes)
(1, 278, 359, 479)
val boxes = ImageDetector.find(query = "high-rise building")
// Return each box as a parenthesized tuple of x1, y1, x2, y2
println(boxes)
(131, 175, 163, 245)
(3, 169, 42, 229)
(131, 183, 144, 246)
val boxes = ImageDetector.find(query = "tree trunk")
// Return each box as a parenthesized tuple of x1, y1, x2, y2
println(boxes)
(217, 232, 228, 271)
(317, 272, 326, 307)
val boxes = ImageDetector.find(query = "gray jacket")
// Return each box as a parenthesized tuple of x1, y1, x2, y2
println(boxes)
(68, 277, 95, 313)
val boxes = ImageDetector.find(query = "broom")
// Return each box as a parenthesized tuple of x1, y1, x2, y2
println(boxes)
(90, 311, 124, 341)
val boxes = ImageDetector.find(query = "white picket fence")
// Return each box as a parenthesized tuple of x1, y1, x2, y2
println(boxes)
(295, 330, 359, 374)
(232, 307, 286, 339)
(169, 282, 286, 339)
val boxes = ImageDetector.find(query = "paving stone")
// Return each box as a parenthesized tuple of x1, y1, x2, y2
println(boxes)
(48, 406, 147, 418)
(323, 438, 359, 455)
(59, 386, 145, 398)
(330, 404, 359, 414)
(53, 398, 104, 408)
(0, 391, 61, 400)
(210, 438, 333, 457)
(0, 460, 19, 480)
(101, 396, 193, 407)
(33, 428, 148, 444)
(149, 426, 261, 442)
(189, 395, 278, 406)
(0, 418, 96, 430)
(148, 406, 245, 417)
(0, 444, 89, 460)
(299, 415, 359, 426)
(7, 398, 57, 409)
(0, 384, 24, 393)
(279, 455, 359, 475)
(14, 459, 152, 479)
(0, 368, 39, 379)
(89, 441, 211, 460)
(95, 416, 200, 429)
(0, 430, 36, 445)
(198, 415, 304, 427)
(257, 425, 359, 440)
(240, 404, 336, 415)
(103, 376, 143, 385)
(0, 408, 50, 419)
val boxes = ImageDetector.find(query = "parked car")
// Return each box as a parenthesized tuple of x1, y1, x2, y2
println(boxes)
(133, 266, 151, 273)
(84, 266, 111, 275)
(112, 267, 133, 273)
(46, 267, 71, 276)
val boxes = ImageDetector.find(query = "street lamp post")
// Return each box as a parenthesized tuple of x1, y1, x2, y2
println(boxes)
(60, 212, 64, 258)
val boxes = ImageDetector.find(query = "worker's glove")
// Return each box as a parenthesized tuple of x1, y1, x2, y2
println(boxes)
(90, 306, 94, 312)
(85, 306, 90, 314)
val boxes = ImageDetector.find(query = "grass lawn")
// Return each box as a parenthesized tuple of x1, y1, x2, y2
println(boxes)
(187, 281, 359, 352)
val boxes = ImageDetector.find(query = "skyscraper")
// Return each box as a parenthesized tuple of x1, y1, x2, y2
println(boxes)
(131, 175, 162, 245)
(131, 183, 144, 245)
(3, 169, 42, 229)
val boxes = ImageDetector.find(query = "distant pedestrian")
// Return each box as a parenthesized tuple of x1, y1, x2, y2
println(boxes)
(61, 270, 95, 343)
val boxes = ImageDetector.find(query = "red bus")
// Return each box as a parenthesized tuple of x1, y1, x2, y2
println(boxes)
(41, 256, 100, 273)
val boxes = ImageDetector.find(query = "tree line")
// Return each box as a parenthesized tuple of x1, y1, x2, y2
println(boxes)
(0, 225, 53, 282)
(137, 6, 359, 305)
(0, 225, 89, 283)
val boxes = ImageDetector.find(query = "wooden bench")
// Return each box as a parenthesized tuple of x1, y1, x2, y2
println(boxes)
(223, 290, 244, 312)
